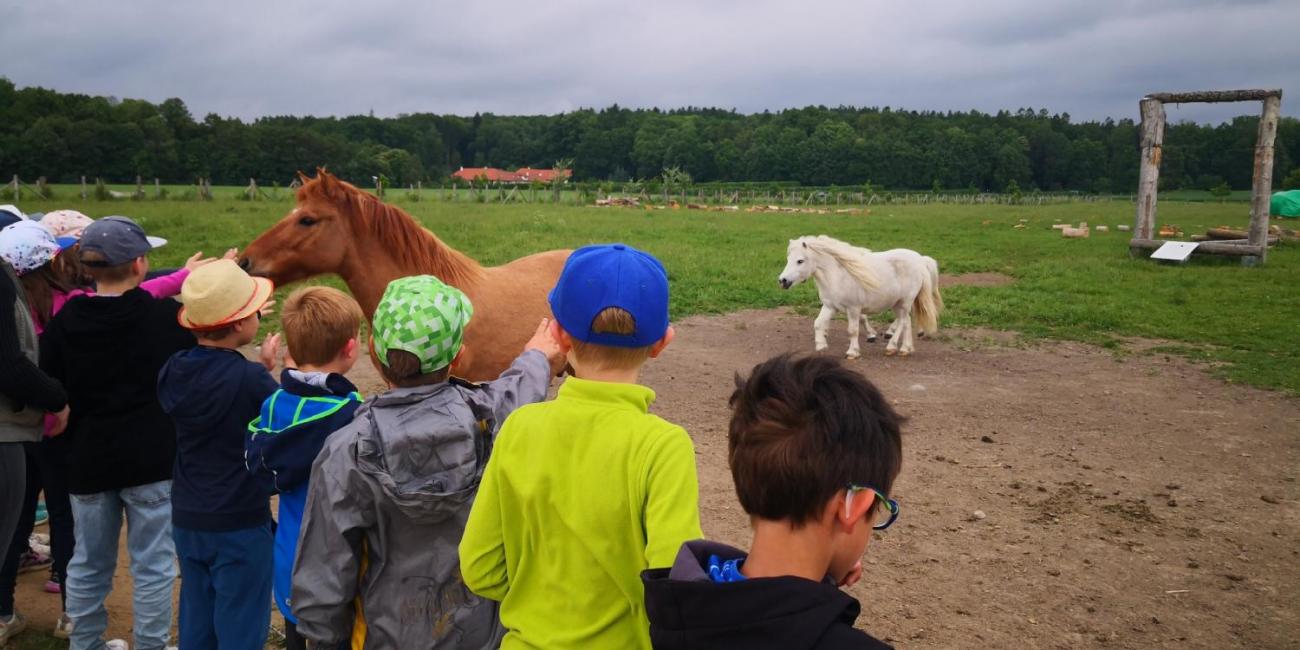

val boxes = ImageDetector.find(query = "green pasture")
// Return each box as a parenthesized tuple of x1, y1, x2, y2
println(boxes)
(13, 195, 1300, 394)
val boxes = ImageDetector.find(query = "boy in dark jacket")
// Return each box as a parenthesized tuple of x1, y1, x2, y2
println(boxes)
(246, 286, 365, 650)
(641, 354, 904, 650)
(39, 216, 196, 650)
(157, 259, 280, 650)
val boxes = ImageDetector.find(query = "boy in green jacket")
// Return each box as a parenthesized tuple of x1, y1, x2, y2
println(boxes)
(460, 243, 703, 649)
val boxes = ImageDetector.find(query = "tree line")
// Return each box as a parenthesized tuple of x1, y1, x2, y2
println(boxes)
(2, 78, 1297, 193)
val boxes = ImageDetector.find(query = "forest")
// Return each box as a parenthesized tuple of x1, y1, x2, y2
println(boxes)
(2, 78, 1297, 192)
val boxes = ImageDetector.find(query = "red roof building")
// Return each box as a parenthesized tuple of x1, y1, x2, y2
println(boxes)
(451, 166, 572, 184)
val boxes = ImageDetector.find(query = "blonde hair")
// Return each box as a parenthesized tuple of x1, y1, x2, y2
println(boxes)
(569, 307, 656, 371)
(281, 286, 364, 366)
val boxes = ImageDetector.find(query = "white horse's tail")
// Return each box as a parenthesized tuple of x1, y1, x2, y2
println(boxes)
(913, 258, 941, 335)
(924, 255, 944, 316)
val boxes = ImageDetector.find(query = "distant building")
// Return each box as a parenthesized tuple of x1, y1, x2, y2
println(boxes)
(451, 166, 573, 184)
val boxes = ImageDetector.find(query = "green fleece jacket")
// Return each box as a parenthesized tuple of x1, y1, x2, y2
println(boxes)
(459, 376, 703, 649)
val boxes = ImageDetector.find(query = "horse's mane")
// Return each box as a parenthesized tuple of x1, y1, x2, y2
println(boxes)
(799, 235, 881, 290)
(299, 175, 483, 286)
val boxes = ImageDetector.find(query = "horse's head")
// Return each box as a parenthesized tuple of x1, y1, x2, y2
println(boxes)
(779, 238, 816, 289)
(240, 170, 359, 286)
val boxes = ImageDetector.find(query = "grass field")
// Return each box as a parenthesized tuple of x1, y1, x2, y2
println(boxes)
(12, 194, 1300, 394)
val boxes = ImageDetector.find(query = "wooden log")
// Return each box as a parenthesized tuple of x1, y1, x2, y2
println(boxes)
(1248, 93, 1282, 263)
(1132, 98, 1166, 249)
(1206, 227, 1248, 240)
(1144, 89, 1281, 103)
(1128, 238, 1267, 257)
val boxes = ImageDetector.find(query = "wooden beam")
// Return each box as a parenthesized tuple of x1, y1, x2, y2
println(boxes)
(1132, 98, 1165, 248)
(1248, 93, 1282, 264)
(1129, 238, 1267, 257)
(1144, 89, 1281, 103)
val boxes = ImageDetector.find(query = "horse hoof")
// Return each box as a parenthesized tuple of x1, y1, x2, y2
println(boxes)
(866, 336, 877, 343)
(846, 352, 860, 360)
(815, 345, 828, 353)
(883, 333, 893, 340)
(917, 331, 927, 339)
(898, 350, 911, 357)
(884, 349, 897, 357)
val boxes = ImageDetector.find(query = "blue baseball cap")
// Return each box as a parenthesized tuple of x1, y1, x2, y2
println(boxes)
(78, 216, 167, 266)
(548, 243, 670, 348)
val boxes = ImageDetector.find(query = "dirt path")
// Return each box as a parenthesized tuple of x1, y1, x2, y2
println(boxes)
(16, 309, 1298, 648)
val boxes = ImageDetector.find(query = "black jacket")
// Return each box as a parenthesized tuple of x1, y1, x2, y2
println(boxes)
(39, 288, 195, 494)
(641, 540, 893, 650)
(158, 346, 278, 531)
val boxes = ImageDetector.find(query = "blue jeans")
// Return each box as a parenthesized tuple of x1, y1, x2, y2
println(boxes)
(174, 523, 273, 650)
(67, 481, 175, 650)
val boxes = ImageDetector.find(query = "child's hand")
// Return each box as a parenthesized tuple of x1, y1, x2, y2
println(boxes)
(259, 333, 282, 371)
(838, 559, 863, 588)
(48, 406, 70, 437)
(183, 252, 217, 271)
(222, 248, 239, 260)
(524, 318, 566, 375)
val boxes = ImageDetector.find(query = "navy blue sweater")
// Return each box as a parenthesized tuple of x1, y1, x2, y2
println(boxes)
(158, 346, 277, 531)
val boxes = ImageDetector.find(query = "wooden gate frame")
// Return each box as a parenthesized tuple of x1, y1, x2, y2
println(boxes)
(1128, 89, 1283, 265)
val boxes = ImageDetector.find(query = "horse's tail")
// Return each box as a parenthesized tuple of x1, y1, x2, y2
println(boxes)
(912, 259, 941, 335)
(925, 256, 944, 315)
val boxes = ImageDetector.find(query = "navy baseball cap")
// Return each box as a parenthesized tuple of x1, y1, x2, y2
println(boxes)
(548, 243, 670, 348)
(0, 205, 24, 230)
(78, 216, 167, 266)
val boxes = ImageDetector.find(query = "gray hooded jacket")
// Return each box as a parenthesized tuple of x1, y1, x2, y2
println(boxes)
(290, 350, 551, 649)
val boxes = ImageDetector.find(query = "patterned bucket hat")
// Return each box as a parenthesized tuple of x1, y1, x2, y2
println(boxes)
(372, 275, 474, 374)
(41, 210, 95, 239)
(0, 220, 77, 276)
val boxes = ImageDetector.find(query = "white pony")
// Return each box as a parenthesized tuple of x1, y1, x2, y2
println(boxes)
(778, 235, 942, 358)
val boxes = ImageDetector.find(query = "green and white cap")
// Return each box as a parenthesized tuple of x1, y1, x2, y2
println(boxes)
(372, 275, 474, 374)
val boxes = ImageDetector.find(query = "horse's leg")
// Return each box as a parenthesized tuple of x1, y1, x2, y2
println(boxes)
(860, 313, 878, 343)
(813, 305, 834, 352)
(897, 307, 916, 356)
(845, 305, 862, 359)
(884, 303, 908, 356)
(883, 317, 901, 340)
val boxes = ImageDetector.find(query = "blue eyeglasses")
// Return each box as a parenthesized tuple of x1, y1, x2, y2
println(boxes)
(846, 484, 899, 530)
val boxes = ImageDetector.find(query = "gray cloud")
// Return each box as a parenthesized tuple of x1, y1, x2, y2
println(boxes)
(3, 0, 1296, 124)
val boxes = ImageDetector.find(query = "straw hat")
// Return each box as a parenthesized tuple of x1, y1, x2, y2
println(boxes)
(177, 259, 275, 330)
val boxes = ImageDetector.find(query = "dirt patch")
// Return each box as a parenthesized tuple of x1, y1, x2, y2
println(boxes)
(940, 272, 1015, 288)
(13, 308, 1298, 649)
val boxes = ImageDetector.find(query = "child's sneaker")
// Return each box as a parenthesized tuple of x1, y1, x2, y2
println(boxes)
(53, 613, 73, 639)
(33, 502, 48, 526)
(44, 579, 62, 594)
(28, 533, 49, 546)
(17, 550, 51, 574)
(27, 540, 50, 557)
(0, 612, 27, 645)
(105, 640, 128, 650)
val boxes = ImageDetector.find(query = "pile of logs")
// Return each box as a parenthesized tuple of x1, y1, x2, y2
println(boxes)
(1188, 225, 1294, 246)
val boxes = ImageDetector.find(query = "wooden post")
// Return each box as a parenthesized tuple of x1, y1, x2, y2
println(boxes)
(1132, 98, 1165, 254)
(81, 176, 88, 200)
(1246, 93, 1282, 265)
(155, 178, 161, 198)
(10, 175, 18, 200)
(136, 175, 144, 199)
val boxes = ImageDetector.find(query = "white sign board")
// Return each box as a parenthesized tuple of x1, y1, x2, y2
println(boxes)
(1150, 241, 1199, 262)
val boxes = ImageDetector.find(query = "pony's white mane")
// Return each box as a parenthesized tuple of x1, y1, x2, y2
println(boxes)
(798, 235, 881, 290)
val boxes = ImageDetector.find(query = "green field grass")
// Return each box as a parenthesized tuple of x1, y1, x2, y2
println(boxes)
(12, 195, 1300, 393)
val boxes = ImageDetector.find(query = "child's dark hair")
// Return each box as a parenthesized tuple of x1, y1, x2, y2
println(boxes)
(728, 354, 904, 526)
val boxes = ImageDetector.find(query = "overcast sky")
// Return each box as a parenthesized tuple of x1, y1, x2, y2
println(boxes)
(4, 0, 1297, 124)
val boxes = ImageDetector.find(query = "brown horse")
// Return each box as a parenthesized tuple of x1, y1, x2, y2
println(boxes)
(240, 170, 570, 382)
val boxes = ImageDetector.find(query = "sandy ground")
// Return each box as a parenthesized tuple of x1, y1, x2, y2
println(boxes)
(13, 302, 1299, 649)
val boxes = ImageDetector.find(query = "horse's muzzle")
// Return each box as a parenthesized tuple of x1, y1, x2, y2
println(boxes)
(779, 278, 792, 290)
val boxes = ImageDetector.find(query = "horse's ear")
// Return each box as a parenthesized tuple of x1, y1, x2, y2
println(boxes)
(296, 170, 310, 184)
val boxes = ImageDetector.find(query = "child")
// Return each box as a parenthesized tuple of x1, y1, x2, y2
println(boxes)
(39, 216, 197, 650)
(459, 243, 704, 649)
(0, 219, 223, 638)
(640, 354, 904, 649)
(157, 259, 281, 650)
(246, 286, 365, 650)
(290, 275, 562, 649)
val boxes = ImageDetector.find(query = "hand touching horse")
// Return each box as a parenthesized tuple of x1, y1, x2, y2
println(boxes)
(239, 170, 570, 381)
